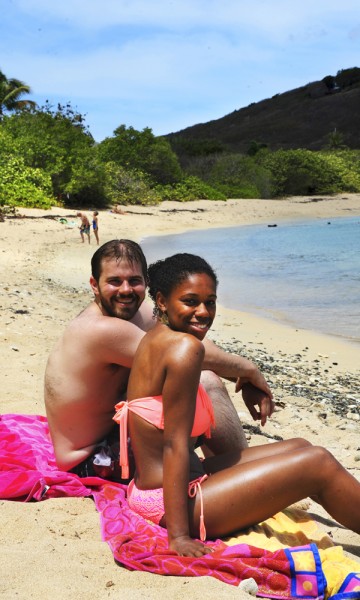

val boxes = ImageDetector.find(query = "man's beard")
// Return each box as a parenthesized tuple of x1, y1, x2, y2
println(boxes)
(98, 291, 142, 320)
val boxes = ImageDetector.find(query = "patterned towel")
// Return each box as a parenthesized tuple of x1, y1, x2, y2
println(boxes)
(1, 413, 359, 599)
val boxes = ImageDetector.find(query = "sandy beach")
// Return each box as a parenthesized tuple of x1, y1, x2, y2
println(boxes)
(1, 194, 360, 599)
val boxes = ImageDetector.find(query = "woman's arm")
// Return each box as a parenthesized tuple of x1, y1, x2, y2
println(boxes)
(161, 335, 210, 557)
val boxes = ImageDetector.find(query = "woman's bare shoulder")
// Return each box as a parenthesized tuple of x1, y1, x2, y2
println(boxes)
(163, 330, 205, 366)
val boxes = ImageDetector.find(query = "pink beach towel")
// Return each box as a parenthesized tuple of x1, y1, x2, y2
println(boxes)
(0, 413, 100, 500)
(1, 413, 359, 599)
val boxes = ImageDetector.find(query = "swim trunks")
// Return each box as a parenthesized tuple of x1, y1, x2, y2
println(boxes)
(69, 431, 134, 483)
(80, 225, 90, 235)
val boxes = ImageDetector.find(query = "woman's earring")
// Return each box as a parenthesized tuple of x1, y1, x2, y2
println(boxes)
(159, 311, 169, 326)
(153, 305, 169, 325)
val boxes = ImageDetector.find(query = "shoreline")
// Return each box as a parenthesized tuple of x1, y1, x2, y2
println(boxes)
(1, 194, 360, 599)
(2, 194, 360, 372)
(139, 213, 360, 348)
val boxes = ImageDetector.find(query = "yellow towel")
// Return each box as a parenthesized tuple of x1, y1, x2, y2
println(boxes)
(224, 507, 333, 551)
(320, 546, 360, 597)
(224, 508, 360, 599)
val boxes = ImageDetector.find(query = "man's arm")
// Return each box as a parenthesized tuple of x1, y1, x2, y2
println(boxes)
(130, 299, 156, 332)
(202, 338, 274, 426)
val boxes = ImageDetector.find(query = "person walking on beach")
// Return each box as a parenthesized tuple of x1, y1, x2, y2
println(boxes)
(92, 211, 99, 245)
(115, 252, 360, 557)
(44, 239, 273, 480)
(77, 212, 91, 244)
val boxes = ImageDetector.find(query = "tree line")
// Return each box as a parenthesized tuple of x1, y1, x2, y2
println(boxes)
(1, 69, 360, 210)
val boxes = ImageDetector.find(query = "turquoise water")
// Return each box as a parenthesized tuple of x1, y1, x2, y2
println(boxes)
(141, 216, 360, 343)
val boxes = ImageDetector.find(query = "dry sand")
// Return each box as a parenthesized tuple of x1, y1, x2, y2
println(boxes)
(1, 194, 359, 599)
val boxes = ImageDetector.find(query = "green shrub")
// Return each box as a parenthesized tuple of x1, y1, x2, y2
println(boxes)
(208, 153, 272, 198)
(259, 149, 360, 196)
(1, 103, 102, 206)
(156, 176, 226, 202)
(0, 155, 54, 208)
(212, 182, 261, 199)
(323, 150, 360, 191)
(104, 162, 162, 206)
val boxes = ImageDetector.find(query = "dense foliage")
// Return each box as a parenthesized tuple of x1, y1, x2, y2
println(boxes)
(0, 96, 225, 207)
(257, 149, 360, 197)
(1, 68, 360, 209)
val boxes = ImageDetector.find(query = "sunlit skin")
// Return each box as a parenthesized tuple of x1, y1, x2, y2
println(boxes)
(45, 256, 152, 472)
(90, 258, 146, 320)
(45, 251, 275, 475)
(127, 269, 360, 559)
(157, 273, 217, 341)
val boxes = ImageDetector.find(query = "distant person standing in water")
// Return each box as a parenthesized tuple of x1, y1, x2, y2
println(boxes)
(92, 211, 99, 245)
(77, 212, 91, 244)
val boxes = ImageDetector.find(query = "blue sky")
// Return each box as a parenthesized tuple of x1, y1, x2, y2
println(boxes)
(1, 0, 359, 142)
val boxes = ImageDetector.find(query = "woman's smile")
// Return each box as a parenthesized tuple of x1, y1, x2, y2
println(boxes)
(161, 273, 217, 340)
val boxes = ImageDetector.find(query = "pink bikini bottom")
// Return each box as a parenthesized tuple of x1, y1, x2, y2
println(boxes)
(127, 479, 165, 525)
(127, 475, 208, 540)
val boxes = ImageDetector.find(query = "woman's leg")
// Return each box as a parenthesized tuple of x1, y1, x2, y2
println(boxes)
(190, 445, 360, 538)
(203, 437, 312, 473)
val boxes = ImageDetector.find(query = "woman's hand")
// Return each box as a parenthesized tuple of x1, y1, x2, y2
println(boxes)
(169, 535, 213, 557)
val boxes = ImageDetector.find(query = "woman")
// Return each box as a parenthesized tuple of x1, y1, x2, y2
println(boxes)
(114, 253, 360, 558)
(92, 211, 99, 245)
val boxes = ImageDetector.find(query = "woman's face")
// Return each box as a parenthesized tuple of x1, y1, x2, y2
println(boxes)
(158, 272, 217, 340)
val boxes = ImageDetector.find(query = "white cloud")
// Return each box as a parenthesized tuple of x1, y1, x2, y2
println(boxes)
(14, 0, 360, 36)
(4, 30, 274, 98)
(2, 0, 359, 140)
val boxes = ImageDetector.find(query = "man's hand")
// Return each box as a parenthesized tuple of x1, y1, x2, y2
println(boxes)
(240, 382, 275, 426)
(234, 365, 272, 397)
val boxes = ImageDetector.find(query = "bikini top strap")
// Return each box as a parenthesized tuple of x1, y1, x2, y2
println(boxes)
(113, 401, 130, 479)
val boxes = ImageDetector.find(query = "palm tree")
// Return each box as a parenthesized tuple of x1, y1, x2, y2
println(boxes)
(0, 70, 36, 120)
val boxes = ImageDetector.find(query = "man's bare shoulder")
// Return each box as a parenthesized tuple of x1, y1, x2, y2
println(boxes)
(70, 301, 145, 340)
(66, 298, 154, 334)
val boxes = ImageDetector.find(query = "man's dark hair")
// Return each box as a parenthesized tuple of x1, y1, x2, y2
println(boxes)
(148, 253, 218, 304)
(91, 239, 148, 282)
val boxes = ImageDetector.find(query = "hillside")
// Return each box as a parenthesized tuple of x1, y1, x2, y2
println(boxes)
(166, 68, 360, 154)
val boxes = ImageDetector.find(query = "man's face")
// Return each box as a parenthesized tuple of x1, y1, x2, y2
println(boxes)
(90, 258, 146, 320)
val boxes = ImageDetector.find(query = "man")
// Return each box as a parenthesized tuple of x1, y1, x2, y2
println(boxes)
(45, 239, 274, 480)
(77, 212, 91, 244)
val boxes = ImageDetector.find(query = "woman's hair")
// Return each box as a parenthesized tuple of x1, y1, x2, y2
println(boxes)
(91, 239, 148, 282)
(148, 253, 218, 306)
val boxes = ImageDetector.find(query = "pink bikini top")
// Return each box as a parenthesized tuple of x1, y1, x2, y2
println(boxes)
(113, 383, 215, 479)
